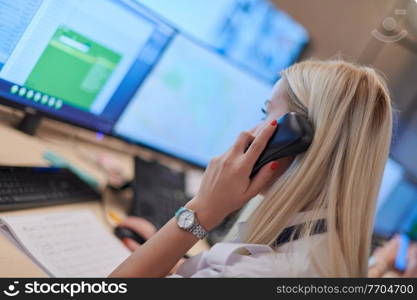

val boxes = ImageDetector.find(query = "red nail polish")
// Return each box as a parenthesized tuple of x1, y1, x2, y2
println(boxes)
(270, 162, 279, 170)
(270, 120, 277, 126)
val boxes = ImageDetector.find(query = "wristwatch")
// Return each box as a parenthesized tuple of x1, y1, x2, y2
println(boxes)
(175, 207, 208, 240)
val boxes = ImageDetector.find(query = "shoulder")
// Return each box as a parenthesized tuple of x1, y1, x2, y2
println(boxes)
(173, 234, 329, 278)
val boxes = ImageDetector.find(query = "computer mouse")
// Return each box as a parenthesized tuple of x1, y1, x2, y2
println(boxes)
(114, 226, 147, 244)
(250, 112, 314, 177)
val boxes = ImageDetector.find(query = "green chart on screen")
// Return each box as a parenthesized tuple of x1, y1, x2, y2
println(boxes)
(25, 26, 122, 110)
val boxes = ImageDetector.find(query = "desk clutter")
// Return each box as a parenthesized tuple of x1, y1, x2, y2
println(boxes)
(0, 210, 130, 277)
(0, 122, 209, 276)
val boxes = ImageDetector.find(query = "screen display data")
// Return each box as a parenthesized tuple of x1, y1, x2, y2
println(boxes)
(0, 0, 174, 132)
(136, 0, 309, 82)
(0, 0, 292, 167)
(2, 0, 414, 243)
(114, 35, 272, 166)
(374, 159, 417, 239)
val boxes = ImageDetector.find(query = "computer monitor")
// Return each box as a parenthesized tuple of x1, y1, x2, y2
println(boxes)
(374, 177, 417, 238)
(0, 0, 287, 168)
(374, 158, 417, 239)
(136, 0, 309, 82)
(376, 158, 405, 211)
(114, 34, 272, 167)
(0, 0, 175, 133)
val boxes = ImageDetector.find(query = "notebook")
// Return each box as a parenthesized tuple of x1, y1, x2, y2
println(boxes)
(0, 210, 130, 277)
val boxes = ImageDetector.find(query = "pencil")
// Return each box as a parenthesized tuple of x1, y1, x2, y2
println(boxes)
(108, 210, 122, 225)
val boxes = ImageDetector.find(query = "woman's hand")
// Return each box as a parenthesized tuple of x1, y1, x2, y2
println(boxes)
(369, 236, 417, 277)
(118, 217, 157, 251)
(187, 120, 279, 230)
(110, 120, 280, 277)
(116, 216, 186, 275)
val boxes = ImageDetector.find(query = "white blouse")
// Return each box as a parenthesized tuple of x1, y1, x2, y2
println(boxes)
(170, 212, 329, 278)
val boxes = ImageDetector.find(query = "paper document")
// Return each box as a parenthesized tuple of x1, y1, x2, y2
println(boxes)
(0, 210, 130, 277)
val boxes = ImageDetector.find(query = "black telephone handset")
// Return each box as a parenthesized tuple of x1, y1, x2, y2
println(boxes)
(250, 112, 314, 178)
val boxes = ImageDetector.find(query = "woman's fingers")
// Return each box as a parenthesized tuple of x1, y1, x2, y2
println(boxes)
(122, 238, 141, 252)
(246, 161, 279, 197)
(118, 217, 157, 252)
(231, 119, 277, 158)
(119, 217, 157, 240)
(231, 131, 255, 154)
(245, 120, 277, 165)
(248, 124, 262, 135)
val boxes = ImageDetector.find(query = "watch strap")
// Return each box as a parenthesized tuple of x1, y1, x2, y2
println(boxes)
(190, 223, 208, 240)
(175, 207, 208, 240)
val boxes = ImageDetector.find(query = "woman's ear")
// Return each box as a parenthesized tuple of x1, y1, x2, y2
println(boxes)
(268, 80, 291, 119)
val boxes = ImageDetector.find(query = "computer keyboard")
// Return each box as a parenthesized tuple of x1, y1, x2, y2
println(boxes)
(0, 166, 100, 211)
(131, 157, 190, 229)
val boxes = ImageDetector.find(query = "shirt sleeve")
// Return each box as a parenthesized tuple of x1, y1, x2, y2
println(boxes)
(169, 236, 327, 278)
(169, 242, 294, 278)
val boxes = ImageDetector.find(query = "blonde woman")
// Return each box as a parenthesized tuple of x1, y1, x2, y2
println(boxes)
(110, 59, 393, 278)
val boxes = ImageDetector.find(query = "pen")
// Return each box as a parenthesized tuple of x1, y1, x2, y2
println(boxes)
(108, 210, 122, 225)
(108, 210, 132, 248)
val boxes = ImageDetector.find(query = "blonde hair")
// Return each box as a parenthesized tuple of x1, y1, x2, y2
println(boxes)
(244, 60, 393, 277)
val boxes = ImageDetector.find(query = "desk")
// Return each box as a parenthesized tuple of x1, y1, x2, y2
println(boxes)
(0, 114, 208, 277)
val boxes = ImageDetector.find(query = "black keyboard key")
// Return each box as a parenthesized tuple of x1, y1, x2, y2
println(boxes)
(0, 166, 100, 211)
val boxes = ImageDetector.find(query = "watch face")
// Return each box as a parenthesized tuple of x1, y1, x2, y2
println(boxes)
(178, 210, 195, 230)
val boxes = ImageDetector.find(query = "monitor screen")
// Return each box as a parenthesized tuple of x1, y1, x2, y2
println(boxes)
(374, 178, 417, 238)
(373, 159, 417, 238)
(114, 34, 272, 167)
(135, 0, 309, 82)
(376, 158, 405, 211)
(0, 0, 297, 167)
(0, 0, 175, 133)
